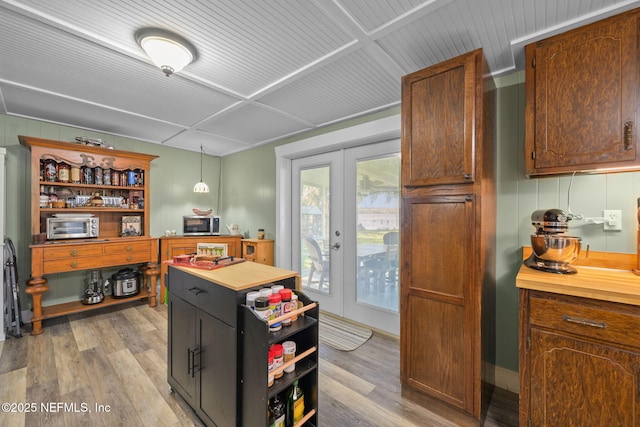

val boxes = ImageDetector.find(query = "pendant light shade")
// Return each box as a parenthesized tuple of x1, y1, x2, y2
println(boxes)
(194, 145, 209, 193)
(135, 28, 197, 76)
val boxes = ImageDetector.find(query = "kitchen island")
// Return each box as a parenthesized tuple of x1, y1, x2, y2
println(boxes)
(517, 250, 640, 426)
(167, 261, 318, 427)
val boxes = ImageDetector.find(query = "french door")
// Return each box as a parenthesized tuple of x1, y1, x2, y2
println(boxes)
(291, 140, 400, 335)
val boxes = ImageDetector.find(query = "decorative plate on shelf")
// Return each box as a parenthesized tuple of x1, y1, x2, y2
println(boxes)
(192, 208, 213, 216)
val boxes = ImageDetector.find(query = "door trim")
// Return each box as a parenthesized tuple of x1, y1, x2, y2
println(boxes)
(275, 115, 400, 268)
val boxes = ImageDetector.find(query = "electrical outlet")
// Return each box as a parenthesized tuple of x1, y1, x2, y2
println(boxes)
(603, 210, 622, 231)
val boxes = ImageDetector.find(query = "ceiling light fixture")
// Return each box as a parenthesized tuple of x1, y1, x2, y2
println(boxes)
(194, 145, 210, 193)
(135, 28, 197, 76)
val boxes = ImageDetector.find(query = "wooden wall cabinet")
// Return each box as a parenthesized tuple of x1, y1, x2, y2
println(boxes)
(20, 135, 159, 334)
(520, 289, 640, 426)
(525, 8, 640, 176)
(242, 239, 274, 265)
(159, 235, 242, 303)
(400, 48, 496, 420)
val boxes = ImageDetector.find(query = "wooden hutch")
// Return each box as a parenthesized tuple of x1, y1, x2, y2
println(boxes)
(20, 135, 159, 335)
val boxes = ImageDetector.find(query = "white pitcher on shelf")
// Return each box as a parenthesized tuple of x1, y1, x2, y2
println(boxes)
(226, 223, 241, 235)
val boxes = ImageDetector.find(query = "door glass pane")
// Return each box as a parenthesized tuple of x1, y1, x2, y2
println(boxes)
(300, 166, 331, 293)
(356, 155, 400, 311)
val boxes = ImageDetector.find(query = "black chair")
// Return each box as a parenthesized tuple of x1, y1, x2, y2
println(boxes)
(303, 236, 329, 289)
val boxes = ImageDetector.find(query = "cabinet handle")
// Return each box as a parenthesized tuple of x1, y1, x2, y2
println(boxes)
(70, 261, 78, 268)
(562, 314, 607, 329)
(187, 348, 192, 376)
(126, 245, 133, 252)
(624, 121, 633, 151)
(192, 348, 201, 376)
(126, 256, 133, 262)
(188, 287, 204, 295)
(464, 173, 472, 181)
(70, 250, 78, 256)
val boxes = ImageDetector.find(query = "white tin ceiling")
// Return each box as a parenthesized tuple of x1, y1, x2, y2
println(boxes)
(1, 0, 639, 155)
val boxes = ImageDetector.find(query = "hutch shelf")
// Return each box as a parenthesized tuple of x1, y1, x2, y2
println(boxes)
(20, 135, 159, 335)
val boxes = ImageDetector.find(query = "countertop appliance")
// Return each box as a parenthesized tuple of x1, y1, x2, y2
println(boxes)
(81, 270, 105, 305)
(110, 268, 140, 298)
(525, 208, 581, 274)
(46, 215, 99, 240)
(183, 215, 220, 236)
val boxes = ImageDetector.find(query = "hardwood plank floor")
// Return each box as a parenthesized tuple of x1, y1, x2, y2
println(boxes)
(0, 302, 517, 426)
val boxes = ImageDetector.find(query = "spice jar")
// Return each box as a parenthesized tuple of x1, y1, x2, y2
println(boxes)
(282, 340, 296, 373)
(267, 350, 275, 387)
(245, 291, 259, 309)
(279, 288, 292, 327)
(254, 296, 271, 322)
(291, 293, 300, 322)
(57, 162, 70, 183)
(269, 293, 282, 332)
(269, 343, 284, 379)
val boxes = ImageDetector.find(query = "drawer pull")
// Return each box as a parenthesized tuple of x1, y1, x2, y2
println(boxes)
(126, 256, 133, 262)
(126, 245, 133, 252)
(188, 287, 204, 295)
(70, 250, 78, 256)
(70, 261, 78, 268)
(562, 315, 607, 329)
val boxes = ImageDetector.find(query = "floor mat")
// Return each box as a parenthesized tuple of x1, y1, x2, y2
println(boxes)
(319, 314, 372, 351)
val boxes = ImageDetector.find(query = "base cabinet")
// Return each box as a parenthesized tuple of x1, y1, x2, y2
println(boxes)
(520, 289, 640, 426)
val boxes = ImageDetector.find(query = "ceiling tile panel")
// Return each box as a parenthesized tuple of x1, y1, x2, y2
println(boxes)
(2, 86, 183, 143)
(256, 49, 400, 125)
(334, 0, 429, 32)
(162, 129, 253, 156)
(0, 9, 239, 126)
(199, 104, 311, 144)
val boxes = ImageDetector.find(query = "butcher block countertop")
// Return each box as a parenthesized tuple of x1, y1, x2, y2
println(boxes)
(516, 247, 640, 306)
(170, 260, 300, 291)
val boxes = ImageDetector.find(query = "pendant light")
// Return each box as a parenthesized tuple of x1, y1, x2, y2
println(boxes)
(194, 145, 210, 193)
(135, 28, 197, 76)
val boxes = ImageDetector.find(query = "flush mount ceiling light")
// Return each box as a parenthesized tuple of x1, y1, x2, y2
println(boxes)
(135, 28, 197, 76)
(194, 145, 210, 193)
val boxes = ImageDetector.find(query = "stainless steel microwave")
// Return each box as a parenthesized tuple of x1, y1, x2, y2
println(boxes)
(183, 215, 220, 235)
(46, 216, 99, 240)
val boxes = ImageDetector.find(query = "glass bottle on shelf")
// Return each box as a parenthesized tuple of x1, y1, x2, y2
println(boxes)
(48, 186, 58, 207)
(70, 164, 81, 183)
(103, 168, 111, 186)
(58, 162, 70, 183)
(111, 169, 120, 186)
(39, 185, 48, 208)
(82, 166, 93, 184)
(43, 159, 57, 182)
(287, 380, 305, 427)
(94, 166, 103, 185)
(269, 395, 285, 427)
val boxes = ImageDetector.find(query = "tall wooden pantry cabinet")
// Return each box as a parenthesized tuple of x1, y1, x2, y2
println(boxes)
(400, 48, 496, 420)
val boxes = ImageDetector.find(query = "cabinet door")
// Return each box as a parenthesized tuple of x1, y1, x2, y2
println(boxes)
(526, 12, 639, 175)
(168, 296, 196, 406)
(197, 310, 237, 427)
(401, 194, 476, 413)
(401, 50, 479, 186)
(530, 328, 640, 425)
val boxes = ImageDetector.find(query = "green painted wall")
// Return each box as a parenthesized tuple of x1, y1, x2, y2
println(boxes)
(3, 71, 639, 377)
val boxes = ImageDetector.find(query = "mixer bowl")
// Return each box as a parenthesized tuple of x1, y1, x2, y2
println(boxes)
(531, 235, 581, 264)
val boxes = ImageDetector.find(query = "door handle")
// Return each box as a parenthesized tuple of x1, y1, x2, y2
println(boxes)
(330, 243, 341, 250)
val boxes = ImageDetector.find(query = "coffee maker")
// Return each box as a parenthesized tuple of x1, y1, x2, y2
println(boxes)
(81, 269, 105, 304)
(524, 209, 582, 274)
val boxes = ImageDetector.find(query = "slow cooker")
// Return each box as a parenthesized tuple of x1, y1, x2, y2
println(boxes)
(110, 268, 140, 298)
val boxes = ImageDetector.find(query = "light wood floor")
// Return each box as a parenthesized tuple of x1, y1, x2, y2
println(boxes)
(0, 301, 517, 426)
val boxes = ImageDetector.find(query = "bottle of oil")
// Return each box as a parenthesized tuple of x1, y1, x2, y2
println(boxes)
(269, 394, 285, 427)
(286, 380, 304, 426)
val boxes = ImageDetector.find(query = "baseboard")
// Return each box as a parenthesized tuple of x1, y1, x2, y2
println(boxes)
(494, 365, 519, 393)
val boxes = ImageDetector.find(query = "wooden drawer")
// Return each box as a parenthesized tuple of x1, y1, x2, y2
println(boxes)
(43, 244, 104, 259)
(44, 251, 153, 273)
(529, 294, 640, 349)
(168, 266, 245, 327)
(104, 240, 151, 254)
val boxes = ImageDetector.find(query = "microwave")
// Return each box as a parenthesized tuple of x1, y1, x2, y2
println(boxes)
(183, 215, 220, 236)
(46, 216, 99, 240)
